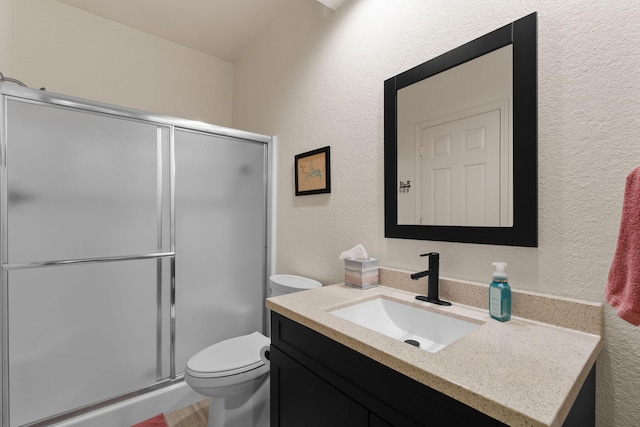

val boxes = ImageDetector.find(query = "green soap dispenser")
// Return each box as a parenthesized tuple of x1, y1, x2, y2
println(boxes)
(489, 262, 511, 322)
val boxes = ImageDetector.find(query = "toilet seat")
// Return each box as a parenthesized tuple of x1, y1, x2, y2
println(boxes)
(186, 331, 270, 379)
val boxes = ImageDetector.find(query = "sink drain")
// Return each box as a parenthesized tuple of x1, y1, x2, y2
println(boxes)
(404, 339, 420, 347)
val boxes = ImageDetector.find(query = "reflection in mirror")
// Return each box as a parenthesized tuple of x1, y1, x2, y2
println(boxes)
(397, 46, 512, 227)
(385, 13, 537, 246)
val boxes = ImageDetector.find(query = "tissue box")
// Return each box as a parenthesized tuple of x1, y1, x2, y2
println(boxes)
(344, 258, 378, 289)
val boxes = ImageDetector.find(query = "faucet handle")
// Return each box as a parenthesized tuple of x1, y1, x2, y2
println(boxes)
(419, 252, 439, 259)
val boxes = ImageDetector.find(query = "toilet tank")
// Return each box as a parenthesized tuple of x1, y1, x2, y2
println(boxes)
(269, 274, 322, 297)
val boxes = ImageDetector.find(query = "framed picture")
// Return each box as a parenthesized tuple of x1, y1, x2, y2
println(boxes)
(295, 146, 331, 196)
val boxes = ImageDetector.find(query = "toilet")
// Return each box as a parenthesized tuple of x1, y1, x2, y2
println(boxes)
(184, 274, 322, 427)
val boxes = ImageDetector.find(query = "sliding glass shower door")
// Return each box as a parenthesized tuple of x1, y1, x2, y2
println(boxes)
(0, 86, 270, 427)
(174, 129, 267, 372)
(4, 99, 172, 427)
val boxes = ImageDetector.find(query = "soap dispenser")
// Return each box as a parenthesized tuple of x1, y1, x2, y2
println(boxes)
(489, 262, 511, 322)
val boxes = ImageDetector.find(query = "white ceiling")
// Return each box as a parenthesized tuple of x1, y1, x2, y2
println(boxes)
(56, 0, 298, 62)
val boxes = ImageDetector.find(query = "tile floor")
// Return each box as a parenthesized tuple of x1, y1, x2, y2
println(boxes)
(164, 399, 209, 427)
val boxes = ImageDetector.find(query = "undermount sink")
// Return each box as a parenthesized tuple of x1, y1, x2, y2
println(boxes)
(330, 297, 481, 353)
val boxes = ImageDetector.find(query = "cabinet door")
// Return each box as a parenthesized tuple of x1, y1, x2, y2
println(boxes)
(271, 346, 368, 427)
(370, 414, 393, 427)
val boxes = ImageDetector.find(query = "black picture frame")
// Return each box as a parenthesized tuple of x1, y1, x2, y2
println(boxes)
(295, 146, 331, 196)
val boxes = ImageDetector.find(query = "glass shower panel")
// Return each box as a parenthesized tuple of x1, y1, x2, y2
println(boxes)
(7, 259, 165, 427)
(5, 99, 168, 263)
(174, 129, 267, 372)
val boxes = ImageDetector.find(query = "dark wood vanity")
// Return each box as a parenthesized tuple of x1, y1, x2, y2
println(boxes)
(270, 311, 595, 427)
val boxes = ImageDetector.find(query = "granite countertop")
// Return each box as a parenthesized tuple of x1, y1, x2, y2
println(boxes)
(266, 268, 603, 427)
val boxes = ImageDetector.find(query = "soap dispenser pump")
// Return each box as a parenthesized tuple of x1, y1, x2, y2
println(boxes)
(489, 262, 511, 322)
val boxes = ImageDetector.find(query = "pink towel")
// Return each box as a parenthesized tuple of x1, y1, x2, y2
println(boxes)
(605, 166, 640, 325)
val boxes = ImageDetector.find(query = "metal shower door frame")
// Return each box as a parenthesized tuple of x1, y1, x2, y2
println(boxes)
(0, 83, 274, 427)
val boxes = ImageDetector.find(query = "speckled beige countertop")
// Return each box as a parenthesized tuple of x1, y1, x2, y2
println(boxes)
(266, 267, 603, 427)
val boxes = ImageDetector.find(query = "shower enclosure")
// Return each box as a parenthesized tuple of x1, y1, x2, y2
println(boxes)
(0, 84, 273, 427)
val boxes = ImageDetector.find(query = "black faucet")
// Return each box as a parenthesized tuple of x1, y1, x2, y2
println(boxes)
(410, 252, 451, 306)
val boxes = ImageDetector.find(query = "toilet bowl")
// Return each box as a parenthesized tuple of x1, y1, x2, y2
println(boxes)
(185, 332, 271, 427)
(184, 274, 321, 427)
(269, 274, 322, 297)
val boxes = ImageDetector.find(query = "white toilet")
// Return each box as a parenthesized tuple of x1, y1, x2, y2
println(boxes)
(184, 274, 322, 427)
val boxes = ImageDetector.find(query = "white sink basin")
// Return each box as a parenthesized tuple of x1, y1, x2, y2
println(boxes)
(330, 297, 481, 353)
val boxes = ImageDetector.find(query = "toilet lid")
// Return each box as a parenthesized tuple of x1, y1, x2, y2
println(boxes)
(270, 274, 322, 292)
(187, 331, 270, 375)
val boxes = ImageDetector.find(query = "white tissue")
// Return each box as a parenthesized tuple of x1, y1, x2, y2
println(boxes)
(339, 244, 369, 260)
(259, 345, 270, 366)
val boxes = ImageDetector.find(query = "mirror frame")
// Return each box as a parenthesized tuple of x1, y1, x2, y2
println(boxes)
(384, 12, 537, 247)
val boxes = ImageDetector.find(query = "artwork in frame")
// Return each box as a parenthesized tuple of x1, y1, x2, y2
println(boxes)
(295, 146, 331, 196)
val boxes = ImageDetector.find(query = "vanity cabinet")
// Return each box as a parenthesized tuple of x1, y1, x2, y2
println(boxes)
(270, 312, 504, 426)
(270, 312, 595, 427)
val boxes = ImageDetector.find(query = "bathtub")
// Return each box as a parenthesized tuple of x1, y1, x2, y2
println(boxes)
(52, 382, 202, 427)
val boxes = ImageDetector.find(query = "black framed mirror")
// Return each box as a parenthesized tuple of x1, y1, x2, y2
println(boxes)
(384, 12, 537, 247)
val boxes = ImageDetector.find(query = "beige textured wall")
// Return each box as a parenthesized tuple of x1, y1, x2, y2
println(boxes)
(233, 0, 640, 425)
(11, 0, 233, 125)
(0, 0, 14, 75)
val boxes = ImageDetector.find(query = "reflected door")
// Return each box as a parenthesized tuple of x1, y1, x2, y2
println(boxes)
(418, 109, 504, 226)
